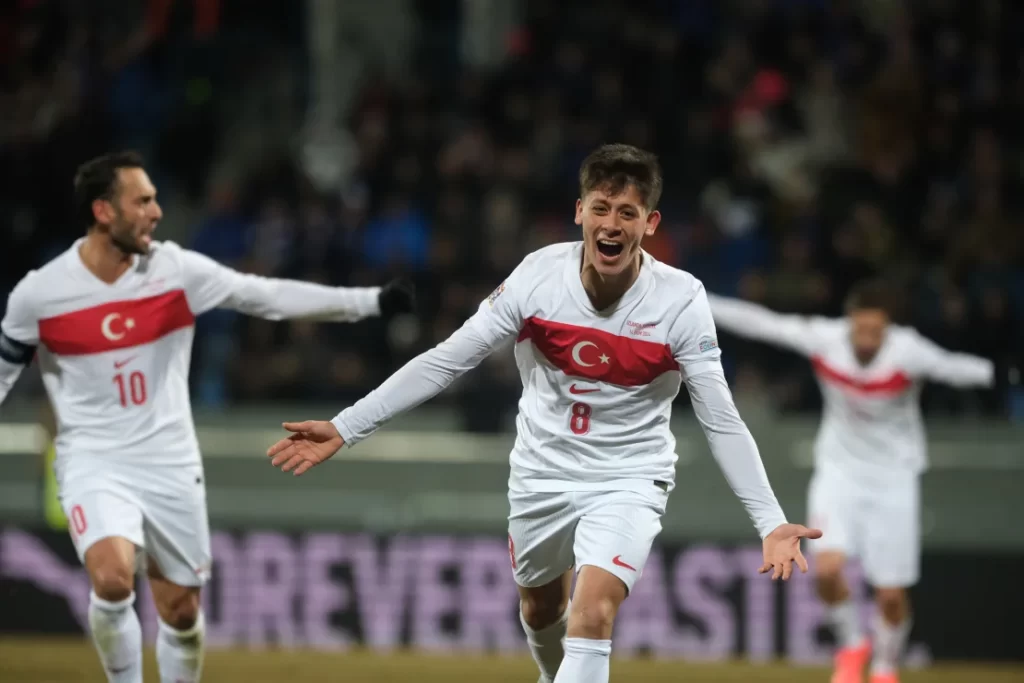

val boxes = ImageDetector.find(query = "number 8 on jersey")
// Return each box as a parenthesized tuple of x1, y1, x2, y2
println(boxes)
(570, 401, 592, 435)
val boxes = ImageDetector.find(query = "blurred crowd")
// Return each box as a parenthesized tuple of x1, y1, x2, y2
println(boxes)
(3, 0, 1024, 424)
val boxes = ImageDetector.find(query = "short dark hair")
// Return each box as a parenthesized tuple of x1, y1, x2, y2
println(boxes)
(845, 278, 896, 316)
(579, 143, 663, 211)
(74, 151, 146, 230)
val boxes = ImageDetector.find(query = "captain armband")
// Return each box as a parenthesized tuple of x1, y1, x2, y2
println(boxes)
(0, 332, 36, 365)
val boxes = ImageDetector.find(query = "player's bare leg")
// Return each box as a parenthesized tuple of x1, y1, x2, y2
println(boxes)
(84, 537, 143, 683)
(148, 560, 205, 683)
(868, 587, 911, 683)
(816, 551, 869, 683)
(552, 565, 625, 683)
(519, 569, 573, 683)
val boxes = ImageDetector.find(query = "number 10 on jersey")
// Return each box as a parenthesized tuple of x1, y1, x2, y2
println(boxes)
(570, 401, 592, 435)
(113, 371, 147, 406)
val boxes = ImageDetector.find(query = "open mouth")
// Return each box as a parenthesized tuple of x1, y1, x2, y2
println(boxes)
(596, 239, 624, 258)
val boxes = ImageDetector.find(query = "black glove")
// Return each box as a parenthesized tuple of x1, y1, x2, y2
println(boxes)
(378, 277, 416, 317)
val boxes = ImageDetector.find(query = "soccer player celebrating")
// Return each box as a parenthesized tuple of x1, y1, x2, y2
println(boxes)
(266, 144, 821, 683)
(0, 151, 415, 683)
(706, 282, 995, 683)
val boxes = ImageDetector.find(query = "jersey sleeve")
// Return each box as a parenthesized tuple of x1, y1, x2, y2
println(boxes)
(463, 265, 526, 344)
(177, 246, 380, 321)
(0, 274, 40, 405)
(903, 330, 995, 388)
(331, 262, 529, 446)
(669, 283, 725, 379)
(685, 364, 789, 539)
(1, 273, 40, 351)
(705, 293, 826, 357)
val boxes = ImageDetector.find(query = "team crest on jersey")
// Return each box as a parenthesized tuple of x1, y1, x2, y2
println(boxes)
(698, 336, 718, 353)
(486, 280, 506, 307)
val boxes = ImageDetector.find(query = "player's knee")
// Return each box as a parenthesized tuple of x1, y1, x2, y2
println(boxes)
(158, 590, 201, 631)
(569, 596, 618, 638)
(91, 564, 134, 602)
(521, 593, 568, 631)
(874, 588, 908, 624)
(815, 571, 845, 600)
(814, 551, 844, 580)
(814, 554, 846, 600)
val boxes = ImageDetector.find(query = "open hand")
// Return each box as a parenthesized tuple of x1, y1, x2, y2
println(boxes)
(266, 420, 345, 476)
(759, 523, 823, 580)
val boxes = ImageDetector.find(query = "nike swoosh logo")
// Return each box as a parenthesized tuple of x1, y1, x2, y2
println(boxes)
(569, 384, 600, 395)
(612, 555, 636, 571)
(113, 356, 137, 369)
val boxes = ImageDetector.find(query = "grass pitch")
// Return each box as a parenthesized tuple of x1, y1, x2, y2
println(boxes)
(1, 638, 1022, 682)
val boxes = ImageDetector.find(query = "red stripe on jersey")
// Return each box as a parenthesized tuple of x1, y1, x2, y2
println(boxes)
(811, 355, 912, 395)
(39, 290, 195, 356)
(516, 316, 678, 386)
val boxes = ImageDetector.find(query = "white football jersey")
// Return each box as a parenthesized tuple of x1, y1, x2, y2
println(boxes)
(0, 238, 382, 471)
(707, 295, 995, 477)
(334, 242, 790, 538)
(487, 243, 722, 492)
(339, 242, 721, 490)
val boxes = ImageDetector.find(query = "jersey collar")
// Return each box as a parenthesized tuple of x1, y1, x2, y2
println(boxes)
(69, 237, 140, 289)
(564, 242, 655, 317)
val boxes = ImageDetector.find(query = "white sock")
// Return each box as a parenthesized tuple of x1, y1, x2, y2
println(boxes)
(871, 613, 911, 675)
(552, 637, 612, 683)
(157, 611, 206, 683)
(88, 591, 143, 683)
(521, 604, 569, 682)
(827, 599, 864, 649)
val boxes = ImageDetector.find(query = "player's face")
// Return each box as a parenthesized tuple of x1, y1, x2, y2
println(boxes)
(104, 168, 162, 255)
(575, 184, 660, 277)
(849, 308, 889, 365)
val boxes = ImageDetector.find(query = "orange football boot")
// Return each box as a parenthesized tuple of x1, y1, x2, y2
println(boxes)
(831, 640, 871, 683)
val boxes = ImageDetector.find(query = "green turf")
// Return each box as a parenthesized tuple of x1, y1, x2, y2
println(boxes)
(1, 638, 1022, 682)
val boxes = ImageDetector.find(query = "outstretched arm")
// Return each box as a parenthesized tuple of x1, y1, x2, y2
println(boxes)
(686, 369, 788, 538)
(674, 285, 822, 579)
(178, 245, 412, 321)
(673, 288, 788, 537)
(267, 269, 528, 474)
(907, 331, 995, 388)
(706, 293, 824, 357)
(330, 314, 514, 445)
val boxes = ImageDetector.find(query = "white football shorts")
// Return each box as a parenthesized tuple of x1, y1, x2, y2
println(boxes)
(57, 456, 212, 587)
(507, 483, 668, 594)
(807, 465, 920, 587)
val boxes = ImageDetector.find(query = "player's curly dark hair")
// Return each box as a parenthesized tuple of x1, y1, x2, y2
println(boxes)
(73, 150, 146, 230)
(579, 143, 663, 211)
